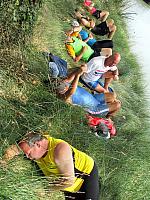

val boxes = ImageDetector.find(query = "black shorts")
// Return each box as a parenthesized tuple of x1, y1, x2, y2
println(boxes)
(64, 163, 100, 200)
(88, 51, 100, 62)
(92, 10, 102, 19)
(92, 40, 113, 53)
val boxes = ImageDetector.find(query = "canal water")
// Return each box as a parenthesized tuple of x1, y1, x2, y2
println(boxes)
(125, 0, 150, 102)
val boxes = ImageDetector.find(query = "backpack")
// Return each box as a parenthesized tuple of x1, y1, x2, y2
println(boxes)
(86, 115, 117, 139)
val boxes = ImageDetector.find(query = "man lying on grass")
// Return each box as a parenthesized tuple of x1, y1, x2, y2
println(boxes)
(75, 10, 116, 40)
(0, 131, 100, 200)
(66, 20, 113, 58)
(56, 67, 121, 118)
(65, 36, 100, 63)
(83, 0, 109, 22)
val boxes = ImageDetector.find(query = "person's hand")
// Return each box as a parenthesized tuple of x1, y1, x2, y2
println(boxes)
(90, 20, 95, 28)
(80, 64, 88, 73)
(89, 33, 93, 39)
(77, 68, 84, 76)
(74, 57, 80, 63)
(0, 159, 8, 170)
(104, 89, 109, 93)
(77, 64, 87, 75)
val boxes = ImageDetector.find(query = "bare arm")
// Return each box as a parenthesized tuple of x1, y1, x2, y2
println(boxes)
(108, 25, 116, 39)
(100, 11, 109, 22)
(52, 142, 75, 190)
(60, 72, 81, 101)
(63, 68, 80, 83)
(0, 144, 20, 164)
(100, 48, 112, 57)
(78, 33, 82, 40)
(74, 45, 87, 62)
(83, 36, 90, 43)
(59, 66, 87, 101)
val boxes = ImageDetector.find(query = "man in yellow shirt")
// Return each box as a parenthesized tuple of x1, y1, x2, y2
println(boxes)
(0, 131, 100, 200)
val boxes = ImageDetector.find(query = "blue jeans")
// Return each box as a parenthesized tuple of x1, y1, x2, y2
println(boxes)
(48, 53, 68, 78)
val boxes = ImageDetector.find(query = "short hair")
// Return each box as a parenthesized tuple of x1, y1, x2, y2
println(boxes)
(23, 131, 46, 147)
(107, 19, 114, 25)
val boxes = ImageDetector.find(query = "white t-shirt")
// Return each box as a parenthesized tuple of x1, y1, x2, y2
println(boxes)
(81, 56, 117, 83)
(81, 56, 106, 82)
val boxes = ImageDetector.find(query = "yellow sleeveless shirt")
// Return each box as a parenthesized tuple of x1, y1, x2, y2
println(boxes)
(36, 135, 94, 192)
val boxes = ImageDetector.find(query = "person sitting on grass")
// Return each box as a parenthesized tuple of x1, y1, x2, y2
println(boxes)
(75, 10, 116, 40)
(65, 36, 100, 63)
(83, 0, 109, 22)
(0, 131, 100, 200)
(80, 53, 121, 93)
(66, 20, 113, 57)
(56, 67, 121, 118)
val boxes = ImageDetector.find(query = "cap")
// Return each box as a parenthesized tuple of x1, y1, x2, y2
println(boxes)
(84, 0, 92, 7)
(72, 20, 80, 27)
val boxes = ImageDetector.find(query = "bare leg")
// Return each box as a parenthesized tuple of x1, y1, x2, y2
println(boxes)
(80, 18, 91, 28)
(103, 71, 117, 92)
(94, 84, 106, 93)
(104, 78, 113, 92)
(104, 92, 117, 103)
(107, 100, 121, 118)
(100, 48, 112, 57)
(65, 68, 80, 83)
(100, 11, 109, 22)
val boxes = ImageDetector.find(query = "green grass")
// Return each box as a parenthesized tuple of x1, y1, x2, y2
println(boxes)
(0, 0, 150, 199)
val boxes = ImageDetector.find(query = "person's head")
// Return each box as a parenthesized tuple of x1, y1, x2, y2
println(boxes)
(56, 81, 70, 94)
(107, 19, 114, 26)
(105, 52, 121, 67)
(71, 20, 82, 33)
(19, 131, 49, 160)
(65, 36, 74, 43)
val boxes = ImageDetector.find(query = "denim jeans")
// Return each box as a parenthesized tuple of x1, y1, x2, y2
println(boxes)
(48, 53, 68, 78)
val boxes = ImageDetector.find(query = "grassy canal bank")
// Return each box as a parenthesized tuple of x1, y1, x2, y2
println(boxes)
(0, 0, 150, 199)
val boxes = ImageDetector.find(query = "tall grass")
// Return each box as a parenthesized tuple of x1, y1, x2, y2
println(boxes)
(0, 0, 150, 199)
